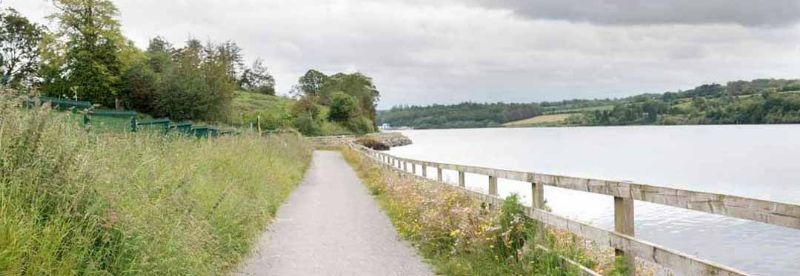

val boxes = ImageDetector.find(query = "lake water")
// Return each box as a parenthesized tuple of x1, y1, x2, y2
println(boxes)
(387, 125, 800, 275)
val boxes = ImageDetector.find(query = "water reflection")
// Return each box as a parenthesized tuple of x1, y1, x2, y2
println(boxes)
(388, 125, 800, 275)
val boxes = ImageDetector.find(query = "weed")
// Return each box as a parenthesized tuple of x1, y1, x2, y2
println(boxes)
(0, 98, 312, 275)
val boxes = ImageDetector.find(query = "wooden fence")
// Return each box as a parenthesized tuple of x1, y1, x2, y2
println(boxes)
(349, 144, 800, 275)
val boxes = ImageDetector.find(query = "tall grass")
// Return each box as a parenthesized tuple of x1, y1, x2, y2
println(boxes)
(342, 148, 601, 275)
(0, 98, 312, 275)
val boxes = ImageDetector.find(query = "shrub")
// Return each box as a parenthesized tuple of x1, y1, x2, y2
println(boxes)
(347, 116, 375, 134)
(328, 91, 357, 122)
(292, 114, 321, 136)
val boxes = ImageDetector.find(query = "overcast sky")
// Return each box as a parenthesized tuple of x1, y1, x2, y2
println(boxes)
(5, 0, 800, 108)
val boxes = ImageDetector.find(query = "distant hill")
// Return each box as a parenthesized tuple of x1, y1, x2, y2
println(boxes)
(378, 78, 800, 129)
(377, 99, 614, 129)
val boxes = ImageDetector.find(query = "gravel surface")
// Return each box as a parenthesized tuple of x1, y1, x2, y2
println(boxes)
(237, 151, 433, 276)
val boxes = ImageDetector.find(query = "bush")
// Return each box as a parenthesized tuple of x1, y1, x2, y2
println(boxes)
(328, 91, 357, 122)
(291, 96, 321, 119)
(347, 116, 375, 134)
(292, 114, 321, 136)
(0, 101, 312, 274)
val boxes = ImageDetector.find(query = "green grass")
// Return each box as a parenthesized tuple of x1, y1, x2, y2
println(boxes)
(504, 114, 572, 127)
(0, 100, 313, 275)
(342, 148, 607, 276)
(227, 91, 294, 129)
(542, 105, 614, 115)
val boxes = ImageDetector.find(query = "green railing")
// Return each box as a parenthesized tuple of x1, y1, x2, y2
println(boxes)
(27, 96, 237, 138)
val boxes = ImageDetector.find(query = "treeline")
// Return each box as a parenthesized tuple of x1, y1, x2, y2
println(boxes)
(0, 1, 379, 135)
(572, 79, 800, 126)
(379, 78, 800, 129)
(379, 102, 542, 129)
(2, 2, 274, 122)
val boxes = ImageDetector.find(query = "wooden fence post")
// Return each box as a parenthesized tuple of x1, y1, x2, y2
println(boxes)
(614, 196, 635, 274)
(531, 182, 544, 209)
(412, 163, 416, 174)
(532, 182, 546, 243)
(437, 168, 443, 182)
(458, 171, 465, 187)
(403, 161, 408, 172)
(422, 164, 427, 177)
(489, 176, 498, 196)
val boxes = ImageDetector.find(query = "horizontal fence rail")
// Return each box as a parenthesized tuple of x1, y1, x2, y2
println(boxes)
(345, 144, 790, 276)
(376, 153, 800, 230)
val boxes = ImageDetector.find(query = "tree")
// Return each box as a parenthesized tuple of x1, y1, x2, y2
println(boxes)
(328, 91, 357, 122)
(321, 72, 380, 125)
(145, 36, 173, 73)
(153, 39, 235, 121)
(297, 69, 327, 97)
(119, 37, 170, 113)
(290, 96, 321, 136)
(120, 56, 158, 113)
(239, 58, 275, 95)
(0, 8, 43, 89)
(215, 40, 243, 81)
(291, 95, 320, 120)
(44, 0, 125, 107)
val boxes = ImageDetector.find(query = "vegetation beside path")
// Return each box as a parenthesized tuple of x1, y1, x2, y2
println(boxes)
(342, 147, 628, 275)
(0, 102, 312, 275)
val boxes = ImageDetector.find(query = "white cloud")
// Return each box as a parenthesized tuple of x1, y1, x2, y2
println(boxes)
(5, 0, 800, 108)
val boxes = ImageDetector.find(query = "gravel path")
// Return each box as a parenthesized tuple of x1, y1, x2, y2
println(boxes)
(237, 151, 433, 276)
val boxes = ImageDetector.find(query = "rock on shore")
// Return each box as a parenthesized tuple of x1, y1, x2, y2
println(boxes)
(368, 132, 413, 147)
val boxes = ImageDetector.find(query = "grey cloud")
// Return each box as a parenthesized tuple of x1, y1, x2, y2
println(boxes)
(4, 0, 800, 109)
(473, 0, 800, 27)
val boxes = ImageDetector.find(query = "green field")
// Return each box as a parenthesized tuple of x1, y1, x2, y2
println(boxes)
(542, 105, 614, 114)
(503, 113, 573, 127)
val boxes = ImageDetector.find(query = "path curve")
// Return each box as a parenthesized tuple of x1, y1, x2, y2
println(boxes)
(238, 151, 432, 275)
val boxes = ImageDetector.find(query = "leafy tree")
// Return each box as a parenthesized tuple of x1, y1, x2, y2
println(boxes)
(37, 29, 70, 96)
(0, 8, 43, 89)
(297, 69, 327, 97)
(291, 95, 320, 120)
(144, 37, 174, 73)
(119, 37, 171, 113)
(321, 73, 380, 125)
(120, 56, 158, 113)
(293, 69, 381, 132)
(215, 40, 244, 81)
(42, 0, 126, 107)
(239, 58, 275, 95)
(153, 39, 235, 121)
(328, 91, 357, 122)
